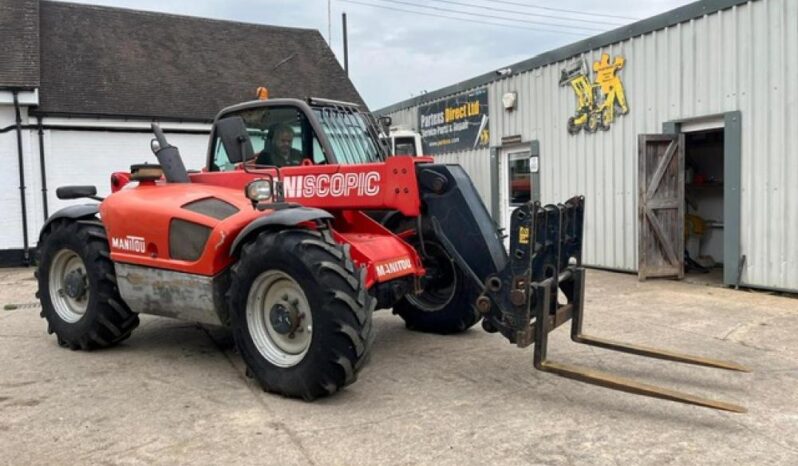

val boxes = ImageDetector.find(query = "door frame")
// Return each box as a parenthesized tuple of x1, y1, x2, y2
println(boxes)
(489, 140, 540, 224)
(663, 111, 742, 287)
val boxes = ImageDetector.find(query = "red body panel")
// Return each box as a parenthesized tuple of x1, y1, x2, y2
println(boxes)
(189, 156, 422, 217)
(331, 210, 423, 288)
(100, 158, 427, 286)
(101, 183, 259, 275)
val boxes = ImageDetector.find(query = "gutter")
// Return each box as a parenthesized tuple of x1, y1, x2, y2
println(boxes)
(0, 123, 210, 135)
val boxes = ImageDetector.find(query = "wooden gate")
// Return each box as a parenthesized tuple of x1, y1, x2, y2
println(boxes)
(638, 134, 685, 280)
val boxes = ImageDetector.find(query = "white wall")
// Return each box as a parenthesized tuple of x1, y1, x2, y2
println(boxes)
(497, 0, 798, 291)
(0, 103, 36, 254)
(0, 113, 211, 252)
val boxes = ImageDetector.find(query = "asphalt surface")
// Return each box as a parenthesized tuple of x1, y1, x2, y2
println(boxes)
(1, 267, 796, 465)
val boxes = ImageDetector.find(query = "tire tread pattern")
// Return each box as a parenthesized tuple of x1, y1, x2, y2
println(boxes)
(36, 219, 139, 350)
(227, 227, 374, 401)
(392, 220, 480, 335)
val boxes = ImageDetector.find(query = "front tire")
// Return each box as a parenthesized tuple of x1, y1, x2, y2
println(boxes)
(391, 220, 480, 334)
(36, 219, 139, 350)
(228, 228, 374, 400)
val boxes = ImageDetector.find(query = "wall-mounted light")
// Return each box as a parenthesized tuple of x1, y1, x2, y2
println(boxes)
(496, 67, 512, 76)
(502, 92, 517, 111)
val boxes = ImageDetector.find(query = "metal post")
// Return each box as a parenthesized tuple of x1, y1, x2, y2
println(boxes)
(342, 12, 348, 76)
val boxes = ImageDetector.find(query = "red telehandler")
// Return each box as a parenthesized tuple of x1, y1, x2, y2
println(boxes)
(36, 97, 748, 411)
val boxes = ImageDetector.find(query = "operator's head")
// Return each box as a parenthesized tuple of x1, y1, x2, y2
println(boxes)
(271, 124, 295, 157)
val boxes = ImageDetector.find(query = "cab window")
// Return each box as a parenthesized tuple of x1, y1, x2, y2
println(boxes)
(211, 106, 326, 171)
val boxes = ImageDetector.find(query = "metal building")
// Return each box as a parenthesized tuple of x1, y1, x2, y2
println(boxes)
(377, 0, 798, 293)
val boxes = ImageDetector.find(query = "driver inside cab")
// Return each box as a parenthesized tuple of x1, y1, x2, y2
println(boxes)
(255, 123, 305, 167)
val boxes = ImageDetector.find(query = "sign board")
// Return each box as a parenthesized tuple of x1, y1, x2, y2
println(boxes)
(418, 88, 489, 155)
(559, 53, 629, 134)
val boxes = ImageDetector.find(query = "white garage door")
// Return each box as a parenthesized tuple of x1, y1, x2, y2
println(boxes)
(32, 129, 210, 246)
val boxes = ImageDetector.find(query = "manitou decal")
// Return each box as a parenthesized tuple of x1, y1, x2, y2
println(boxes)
(374, 257, 414, 281)
(283, 172, 381, 199)
(111, 235, 146, 253)
(560, 53, 629, 134)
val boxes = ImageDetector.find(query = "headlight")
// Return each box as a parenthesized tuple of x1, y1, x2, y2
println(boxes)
(245, 179, 273, 202)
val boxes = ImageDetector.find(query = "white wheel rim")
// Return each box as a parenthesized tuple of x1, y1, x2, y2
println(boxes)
(48, 249, 90, 323)
(246, 270, 313, 368)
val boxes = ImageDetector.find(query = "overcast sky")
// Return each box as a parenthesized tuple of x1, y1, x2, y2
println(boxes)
(58, 0, 693, 109)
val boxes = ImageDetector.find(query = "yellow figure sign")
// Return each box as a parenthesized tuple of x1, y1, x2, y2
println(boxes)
(559, 53, 629, 134)
(479, 128, 490, 146)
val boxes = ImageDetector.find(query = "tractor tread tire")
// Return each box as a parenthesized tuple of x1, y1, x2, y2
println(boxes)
(391, 220, 480, 335)
(36, 219, 139, 350)
(228, 227, 374, 401)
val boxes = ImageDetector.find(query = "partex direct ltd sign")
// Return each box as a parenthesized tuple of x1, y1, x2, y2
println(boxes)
(418, 88, 489, 155)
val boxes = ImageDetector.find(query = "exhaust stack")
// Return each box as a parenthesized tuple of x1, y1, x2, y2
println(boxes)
(150, 124, 190, 183)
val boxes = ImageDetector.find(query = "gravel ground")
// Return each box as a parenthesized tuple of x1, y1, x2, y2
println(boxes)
(1, 267, 796, 465)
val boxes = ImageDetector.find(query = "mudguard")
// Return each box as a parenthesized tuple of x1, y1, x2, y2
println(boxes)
(40, 204, 100, 239)
(229, 206, 334, 256)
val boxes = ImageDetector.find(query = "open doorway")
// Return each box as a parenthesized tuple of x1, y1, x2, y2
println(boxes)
(642, 112, 741, 286)
(683, 128, 725, 285)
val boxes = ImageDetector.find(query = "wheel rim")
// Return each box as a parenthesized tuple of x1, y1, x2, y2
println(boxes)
(406, 242, 457, 312)
(48, 249, 90, 324)
(246, 270, 313, 368)
(587, 113, 599, 132)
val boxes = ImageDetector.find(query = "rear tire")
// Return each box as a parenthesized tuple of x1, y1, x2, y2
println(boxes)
(391, 220, 480, 334)
(36, 219, 139, 350)
(228, 228, 374, 400)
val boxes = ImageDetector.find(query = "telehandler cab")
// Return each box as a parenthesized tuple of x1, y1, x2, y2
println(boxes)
(36, 97, 748, 410)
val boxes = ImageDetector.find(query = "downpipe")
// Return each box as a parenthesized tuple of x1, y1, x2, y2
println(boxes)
(12, 91, 30, 265)
(37, 116, 49, 220)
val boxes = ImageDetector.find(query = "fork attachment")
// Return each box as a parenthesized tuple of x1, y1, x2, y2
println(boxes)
(478, 196, 749, 413)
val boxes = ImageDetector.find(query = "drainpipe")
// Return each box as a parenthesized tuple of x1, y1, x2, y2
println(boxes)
(13, 91, 30, 265)
(36, 116, 49, 220)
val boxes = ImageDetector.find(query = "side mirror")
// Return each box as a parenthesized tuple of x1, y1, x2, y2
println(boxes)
(216, 116, 254, 164)
(378, 116, 392, 133)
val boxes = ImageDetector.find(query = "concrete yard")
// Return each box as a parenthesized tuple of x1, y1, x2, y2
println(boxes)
(0, 267, 796, 465)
